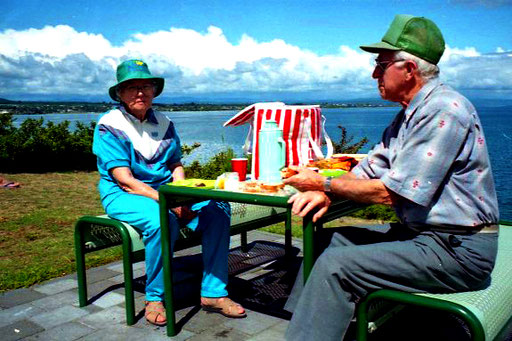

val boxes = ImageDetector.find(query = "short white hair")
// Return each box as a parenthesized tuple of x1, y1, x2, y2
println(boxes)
(394, 50, 440, 81)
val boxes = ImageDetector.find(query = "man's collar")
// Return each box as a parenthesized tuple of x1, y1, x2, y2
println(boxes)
(404, 78, 441, 121)
(117, 105, 158, 124)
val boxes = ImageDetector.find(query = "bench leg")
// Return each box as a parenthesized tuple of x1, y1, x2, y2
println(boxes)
(285, 208, 292, 257)
(302, 212, 315, 284)
(355, 296, 370, 341)
(241, 231, 248, 252)
(122, 246, 136, 326)
(160, 194, 178, 336)
(74, 221, 88, 307)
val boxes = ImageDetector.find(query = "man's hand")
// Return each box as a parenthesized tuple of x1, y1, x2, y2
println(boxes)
(288, 191, 331, 222)
(283, 167, 325, 192)
(171, 206, 197, 221)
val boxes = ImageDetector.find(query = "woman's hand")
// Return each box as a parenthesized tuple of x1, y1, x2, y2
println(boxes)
(288, 191, 331, 222)
(283, 167, 325, 192)
(171, 206, 197, 220)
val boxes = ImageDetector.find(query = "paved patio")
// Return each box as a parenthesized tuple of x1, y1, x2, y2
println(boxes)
(1, 227, 489, 341)
(0, 230, 302, 341)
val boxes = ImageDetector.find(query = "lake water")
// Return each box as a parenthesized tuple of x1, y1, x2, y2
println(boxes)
(12, 104, 512, 220)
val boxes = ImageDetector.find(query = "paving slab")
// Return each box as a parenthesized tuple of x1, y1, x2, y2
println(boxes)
(23, 321, 96, 340)
(0, 319, 45, 341)
(28, 305, 90, 329)
(79, 324, 195, 341)
(179, 308, 231, 334)
(84, 267, 121, 283)
(2, 230, 300, 340)
(223, 310, 283, 335)
(111, 268, 146, 283)
(91, 291, 126, 309)
(78, 305, 127, 329)
(0, 303, 46, 328)
(106, 260, 145, 273)
(246, 319, 288, 341)
(29, 290, 78, 310)
(0, 288, 47, 309)
(33, 279, 78, 296)
(84, 278, 122, 299)
(187, 326, 250, 341)
(80, 304, 105, 315)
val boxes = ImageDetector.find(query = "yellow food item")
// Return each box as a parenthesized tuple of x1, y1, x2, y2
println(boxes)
(217, 178, 225, 189)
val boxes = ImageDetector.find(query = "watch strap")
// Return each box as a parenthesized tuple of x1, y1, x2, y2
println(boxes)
(324, 176, 333, 192)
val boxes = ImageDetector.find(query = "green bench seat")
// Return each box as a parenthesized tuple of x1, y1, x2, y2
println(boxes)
(356, 222, 512, 341)
(74, 202, 289, 326)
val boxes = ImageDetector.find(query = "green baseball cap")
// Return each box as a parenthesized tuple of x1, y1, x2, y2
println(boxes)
(108, 59, 165, 101)
(360, 14, 445, 65)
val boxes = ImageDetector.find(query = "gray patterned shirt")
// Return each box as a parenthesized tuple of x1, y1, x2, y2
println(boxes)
(352, 78, 499, 227)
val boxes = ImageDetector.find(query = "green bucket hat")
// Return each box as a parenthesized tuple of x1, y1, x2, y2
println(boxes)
(109, 59, 165, 101)
(360, 14, 445, 65)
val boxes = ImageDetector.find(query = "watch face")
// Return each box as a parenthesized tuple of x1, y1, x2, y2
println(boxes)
(324, 177, 332, 192)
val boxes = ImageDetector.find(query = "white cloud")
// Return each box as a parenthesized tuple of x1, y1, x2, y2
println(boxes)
(0, 24, 511, 100)
(0, 25, 120, 61)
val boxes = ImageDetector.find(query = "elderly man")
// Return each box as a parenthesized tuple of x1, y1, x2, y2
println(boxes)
(283, 15, 499, 340)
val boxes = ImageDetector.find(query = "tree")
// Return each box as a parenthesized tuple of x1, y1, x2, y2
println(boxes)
(332, 125, 368, 154)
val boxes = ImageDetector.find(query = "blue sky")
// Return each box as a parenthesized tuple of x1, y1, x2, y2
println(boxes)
(1, 0, 511, 102)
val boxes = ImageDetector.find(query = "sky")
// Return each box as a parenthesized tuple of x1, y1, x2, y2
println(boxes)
(1, 0, 512, 103)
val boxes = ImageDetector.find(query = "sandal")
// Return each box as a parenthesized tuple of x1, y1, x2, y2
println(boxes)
(145, 301, 167, 326)
(0, 181, 20, 189)
(201, 297, 247, 318)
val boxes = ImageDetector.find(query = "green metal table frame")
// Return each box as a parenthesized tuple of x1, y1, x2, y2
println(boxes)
(158, 185, 364, 337)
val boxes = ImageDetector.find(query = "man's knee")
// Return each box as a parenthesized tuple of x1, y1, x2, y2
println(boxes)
(314, 246, 358, 280)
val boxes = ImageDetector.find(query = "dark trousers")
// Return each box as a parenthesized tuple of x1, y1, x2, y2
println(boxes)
(284, 224, 498, 340)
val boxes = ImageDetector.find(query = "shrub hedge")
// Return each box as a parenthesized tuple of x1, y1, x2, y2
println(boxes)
(0, 113, 397, 220)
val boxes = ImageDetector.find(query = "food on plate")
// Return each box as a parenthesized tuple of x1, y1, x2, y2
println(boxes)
(215, 176, 226, 189)
(240, 181, 285, 194)
(307, 156, 359, 171)
(281, 167, 299, 179)
(242, 181, 260, 193)
(169, 179, 215, 189)
(260, 183, 285, 193)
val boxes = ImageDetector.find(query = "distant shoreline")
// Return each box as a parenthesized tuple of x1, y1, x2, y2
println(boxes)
(0, 99, 399, 115)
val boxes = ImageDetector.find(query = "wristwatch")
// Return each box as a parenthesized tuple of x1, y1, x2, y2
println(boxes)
(323, 176, 333, 192)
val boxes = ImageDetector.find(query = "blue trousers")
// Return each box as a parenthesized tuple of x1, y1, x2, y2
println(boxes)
(104, 192, 231, 301)
(284, 224, 498, 340)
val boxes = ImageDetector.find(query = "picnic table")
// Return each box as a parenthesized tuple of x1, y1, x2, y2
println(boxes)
(157, 184, 364, 336)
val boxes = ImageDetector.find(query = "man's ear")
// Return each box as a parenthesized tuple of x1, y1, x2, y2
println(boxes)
(404, 60, 418, 80)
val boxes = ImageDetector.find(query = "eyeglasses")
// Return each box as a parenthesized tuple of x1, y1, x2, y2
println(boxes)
(122, 84, 156, 96)
(374, 59, 406, 72)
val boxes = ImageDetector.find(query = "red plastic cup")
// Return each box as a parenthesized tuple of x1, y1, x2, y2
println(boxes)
(231, 158, 248, 181)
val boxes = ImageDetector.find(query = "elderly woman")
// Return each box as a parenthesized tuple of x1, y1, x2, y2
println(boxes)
(92, 60, 245, 326)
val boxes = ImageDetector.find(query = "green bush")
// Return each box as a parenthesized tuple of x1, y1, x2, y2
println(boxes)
(184, 148, 237, 179)
(0, 114, 209, 174)
(350, 205, 398, 222)
(1, 113, 398, 223)
(0, 114, 96, 172)
(332, 125, 369, 154)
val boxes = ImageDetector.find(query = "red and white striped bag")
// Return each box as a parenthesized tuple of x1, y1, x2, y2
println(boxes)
(223, 102, 333, 179)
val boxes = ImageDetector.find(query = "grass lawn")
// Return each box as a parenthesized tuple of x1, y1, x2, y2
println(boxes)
(0, 171, 381, 293)
(0, 172, 120, 292)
